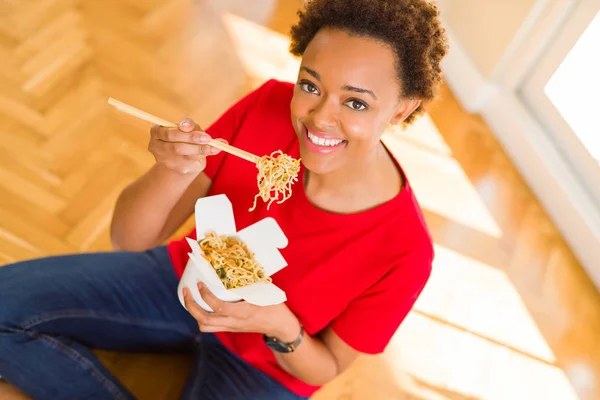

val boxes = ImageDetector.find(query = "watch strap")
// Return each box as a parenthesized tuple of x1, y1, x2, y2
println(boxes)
(264, 324, 304, 353)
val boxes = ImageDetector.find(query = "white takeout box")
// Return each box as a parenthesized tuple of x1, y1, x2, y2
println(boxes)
(177, 194, 289, 312)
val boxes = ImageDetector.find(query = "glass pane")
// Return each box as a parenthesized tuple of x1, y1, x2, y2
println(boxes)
(544, 10, 600, 162)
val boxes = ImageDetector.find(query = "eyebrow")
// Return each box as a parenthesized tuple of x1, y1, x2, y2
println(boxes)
(300, 66, 378, 100)
(300, 66, 321, 80)
(342, 85, 378, 100)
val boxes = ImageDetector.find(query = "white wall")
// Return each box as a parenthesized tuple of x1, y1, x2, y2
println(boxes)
(439, 0, 538, 77)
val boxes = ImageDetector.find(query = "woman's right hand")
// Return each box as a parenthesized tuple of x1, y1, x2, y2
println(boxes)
(148, 118, 224, 175)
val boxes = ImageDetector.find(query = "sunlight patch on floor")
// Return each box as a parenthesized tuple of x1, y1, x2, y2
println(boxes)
(386, 116, 453, 157)
(221, 12, 300, 87)
(417, 244, 555, 363)
(383, 116, 504, 239)
(387, 309, 578, 400)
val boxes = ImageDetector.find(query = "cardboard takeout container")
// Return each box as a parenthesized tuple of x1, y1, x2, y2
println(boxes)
(177, 194, 289, 312)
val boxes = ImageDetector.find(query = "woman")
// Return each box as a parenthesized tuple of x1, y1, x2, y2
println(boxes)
(0, 0, 448, 399)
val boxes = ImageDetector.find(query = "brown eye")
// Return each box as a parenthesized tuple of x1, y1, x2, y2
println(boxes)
(346, 99, 368, 111)
(299, 81, 319, 95)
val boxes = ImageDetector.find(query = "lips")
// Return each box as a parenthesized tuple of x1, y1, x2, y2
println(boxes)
(301, 125, 347, 155)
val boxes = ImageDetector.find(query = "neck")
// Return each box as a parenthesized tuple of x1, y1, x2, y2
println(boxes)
(304, 142, 402, 213)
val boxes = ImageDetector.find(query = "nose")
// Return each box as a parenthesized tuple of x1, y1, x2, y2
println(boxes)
(309, 96, 338, 131)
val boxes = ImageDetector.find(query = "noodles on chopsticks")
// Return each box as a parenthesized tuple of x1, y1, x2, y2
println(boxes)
(104, 98, 301, 211)
(250, 150, 301, 212)
(199, 231, 271, 290)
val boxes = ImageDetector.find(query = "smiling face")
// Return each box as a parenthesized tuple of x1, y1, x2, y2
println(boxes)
(290, 28, 415, 176)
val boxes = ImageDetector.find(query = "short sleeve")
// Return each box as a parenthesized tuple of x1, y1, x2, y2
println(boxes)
(202, 80, 276, 180)
(330, 244, 434, 354)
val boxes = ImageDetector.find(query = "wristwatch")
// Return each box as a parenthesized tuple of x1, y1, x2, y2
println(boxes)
(263, 324, 304, 353)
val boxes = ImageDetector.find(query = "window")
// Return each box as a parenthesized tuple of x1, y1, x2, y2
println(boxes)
(519, 0, 600, 203)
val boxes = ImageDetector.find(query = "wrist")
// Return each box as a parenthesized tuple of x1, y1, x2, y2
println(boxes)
(264, 321, 304, 354)
(154, 163, 200, 182)
(267, 316, 302, 343)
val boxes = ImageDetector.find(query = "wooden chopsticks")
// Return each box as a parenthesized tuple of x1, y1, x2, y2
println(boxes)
(107, 98, 259, 163)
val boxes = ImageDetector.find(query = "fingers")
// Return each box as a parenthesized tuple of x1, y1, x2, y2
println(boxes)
(182, 287, 209, 320)
(148, 117, 227, 174)
(152, 125, 211, 145)
(197, 324, 234, 333)
(157, 141, 218, 157)
(182, 286, 238, 332)
(198, 283, 228, 314)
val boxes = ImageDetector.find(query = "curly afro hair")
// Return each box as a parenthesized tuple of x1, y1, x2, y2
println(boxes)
(290, 0, 448, 125)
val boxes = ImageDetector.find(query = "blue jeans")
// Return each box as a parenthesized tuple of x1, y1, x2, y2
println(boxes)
(0, 247, 306, 400)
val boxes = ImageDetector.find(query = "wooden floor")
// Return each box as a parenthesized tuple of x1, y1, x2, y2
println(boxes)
(1, 1, 600, 399)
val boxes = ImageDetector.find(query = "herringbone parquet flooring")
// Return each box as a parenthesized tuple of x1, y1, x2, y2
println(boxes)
(1, 1, 600, 400)
(0, 0, 261, 263)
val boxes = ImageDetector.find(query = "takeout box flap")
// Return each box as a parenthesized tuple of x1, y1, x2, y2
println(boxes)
(236, 217, 289, 276)
(194, 194, 236, 237)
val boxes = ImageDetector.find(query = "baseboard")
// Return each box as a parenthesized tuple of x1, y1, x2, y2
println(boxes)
(440, 25, 600, 288)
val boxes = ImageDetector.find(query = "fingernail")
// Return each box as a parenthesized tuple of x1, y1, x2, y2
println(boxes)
(183, 287, 189, 297)
(180, 120, 191, 130)
(197, 282, 203, 289)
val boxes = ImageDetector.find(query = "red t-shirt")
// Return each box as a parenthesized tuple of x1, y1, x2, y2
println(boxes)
(167, 79, 434, 397)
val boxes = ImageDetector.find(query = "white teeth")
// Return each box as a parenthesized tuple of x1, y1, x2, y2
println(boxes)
(307, 131, 344, 147)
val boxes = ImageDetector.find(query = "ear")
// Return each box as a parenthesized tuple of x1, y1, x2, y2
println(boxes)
(390, 99, 421, 125)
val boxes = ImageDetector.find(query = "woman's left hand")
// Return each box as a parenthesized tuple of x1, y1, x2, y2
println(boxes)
(183, 283, 301, 342)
